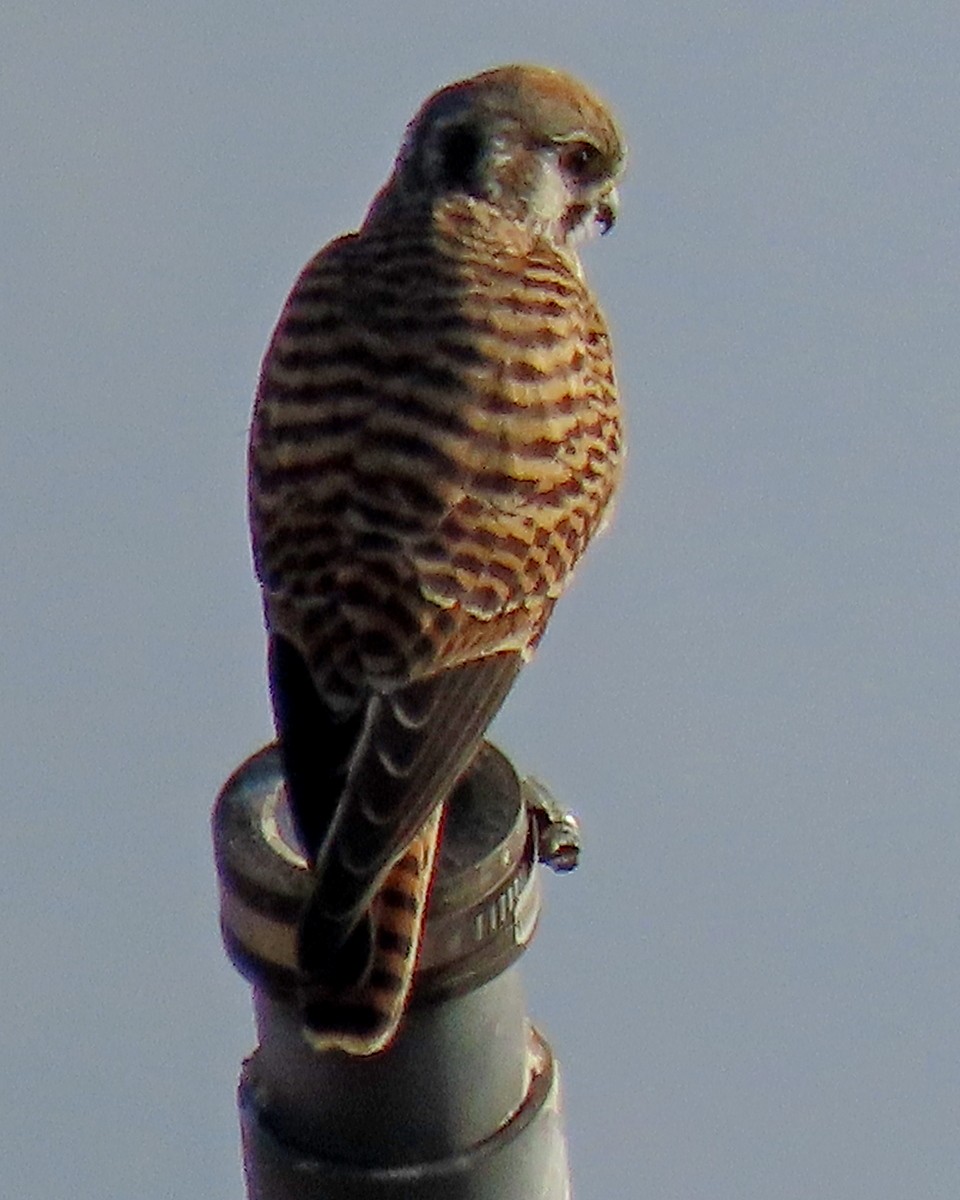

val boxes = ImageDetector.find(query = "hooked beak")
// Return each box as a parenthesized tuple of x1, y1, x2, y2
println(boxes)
(596, 186, 619, 235)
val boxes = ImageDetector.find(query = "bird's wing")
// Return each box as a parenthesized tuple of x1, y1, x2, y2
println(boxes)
(267, 634, 367, 860)
(297, 647, 522, 979)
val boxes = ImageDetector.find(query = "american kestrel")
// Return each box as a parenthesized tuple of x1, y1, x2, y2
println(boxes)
(248, 64, 625, 1054)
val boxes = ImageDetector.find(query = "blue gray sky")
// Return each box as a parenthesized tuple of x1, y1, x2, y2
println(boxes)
(3, 4, 959, 1197)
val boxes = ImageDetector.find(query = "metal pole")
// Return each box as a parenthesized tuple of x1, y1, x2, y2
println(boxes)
(213, 743, 578, 1199)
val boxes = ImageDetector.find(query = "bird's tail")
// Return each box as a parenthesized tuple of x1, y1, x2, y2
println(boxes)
(297, 807, 442, 1055)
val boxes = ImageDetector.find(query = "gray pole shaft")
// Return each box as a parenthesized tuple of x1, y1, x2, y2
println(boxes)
(214, 744, 573, 1200)
(239, 973, 569, 1199)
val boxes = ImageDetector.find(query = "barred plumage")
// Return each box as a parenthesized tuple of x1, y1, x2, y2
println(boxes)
(249, 64, 625, 1053)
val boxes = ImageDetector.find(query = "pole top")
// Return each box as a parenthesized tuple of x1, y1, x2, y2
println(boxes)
(213, 741, 552, 1012)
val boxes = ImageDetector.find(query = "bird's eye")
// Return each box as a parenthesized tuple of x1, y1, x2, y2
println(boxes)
(558, 140, 603, 181)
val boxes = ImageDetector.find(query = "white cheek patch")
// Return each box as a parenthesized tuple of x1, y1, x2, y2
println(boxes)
(529, 155, 604, 257)
(531, 158, 572, 227)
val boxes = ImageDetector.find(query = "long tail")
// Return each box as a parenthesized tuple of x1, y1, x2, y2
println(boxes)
(297, 807, 442, 1055)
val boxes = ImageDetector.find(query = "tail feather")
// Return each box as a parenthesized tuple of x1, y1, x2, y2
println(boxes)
(298, 807, 442, 1055)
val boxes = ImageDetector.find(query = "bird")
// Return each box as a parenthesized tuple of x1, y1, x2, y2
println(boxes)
(248, 63, 625, 1054)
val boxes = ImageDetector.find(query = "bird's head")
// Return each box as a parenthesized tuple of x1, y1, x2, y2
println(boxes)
(369, 64, 625, 250)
